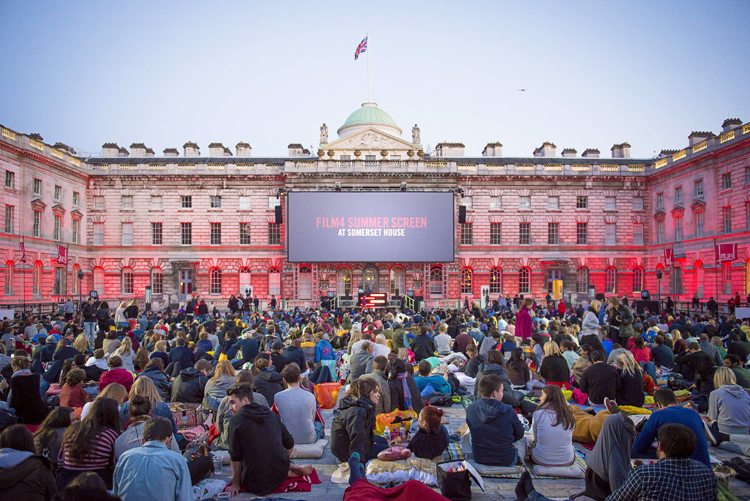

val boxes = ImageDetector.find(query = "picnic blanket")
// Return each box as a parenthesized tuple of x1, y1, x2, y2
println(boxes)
(460, 395, 476, 410)
(443, 443, 587, 479)
(224, 469, 321, 495)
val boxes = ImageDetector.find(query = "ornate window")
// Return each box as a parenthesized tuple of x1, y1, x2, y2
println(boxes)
(577, 267, 589, 294)
(32, 262, 41, 296)
(490, 267, 502, 294)
(93, 267, 104, 296)
(461, 268, 473, 295)
(268, 267, 281, 296)
(632, 268, 643, 293)
(430, 265, 444, 297)
(210, 268, 222, 295)
(239, 267, 252, 295)
(337, 266, 352, 297)
(121, 268, 133, 295)
(389, 266, 405, 296)
(4, 262, 13, 296)
(519, 267, 530, 295)
(605, 267, 617, 294)
(151, 268, 163, 294)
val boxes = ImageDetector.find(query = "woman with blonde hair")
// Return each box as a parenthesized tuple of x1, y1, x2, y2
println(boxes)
(347, 329, 362, 355)
(72, 334, 90, 355)
(372, 333, 390, 358)
(114, 301, 128, 328)
(709, 367, 750, 434)
(539, 341, 571, 389)
(204, 360, 236, 411)
(81, 382, 129, 421)
(119, 375, 178, 433)
(112, 337, 134, 373)
(150, 339, 169, 367)
(611, 351, 644, 408)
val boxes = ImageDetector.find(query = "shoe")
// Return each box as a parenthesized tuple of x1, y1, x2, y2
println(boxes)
(604, 397, 618, 414)
(585, 407, 596, 416)
(703, 419, 718, 446)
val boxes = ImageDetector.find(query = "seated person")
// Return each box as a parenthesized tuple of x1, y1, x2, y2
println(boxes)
(674, 342, 712, 381)
(407, 406, 449, 460)
(331, 378, 388, 464)
(708, 367, 750, 435)
(560, 340, 579, 370)
(611, 351, 645, 408)
(461, 344, 485, 379)
(530, 385, 575, 467)
(724, 354, 750, 389)
(579, 350, 619, 405)
(226, 383, 313, 497)
(413, 360, 452, 396)
(651, 335, 675, 370)
(465, 374, 524, 466)
(274, 363, 324, 445)
(387, 358, 425, 414)
(171, 359, 211, 404)
(98, 356, 134, 394)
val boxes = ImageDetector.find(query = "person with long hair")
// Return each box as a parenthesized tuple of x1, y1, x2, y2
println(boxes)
(204, 359, 236, 411)
(58, 397, 123, 489)
(8, 355, 50, 425)
(60, 368, 91, 408)
(34, 406, 75, 476)
(387, 358, 424, 414)
(71, 334, 90, 356)
(507, 347, 532, 388)
(81, 382, 129, 421)
(114, 301, 128, 329)
(709, 366, 750, 435)
(530, 385, 576, 467)
(149, 339, 169, 367)
(124, 299, 139, 331)
(102, 330, 121, 355)
(0, 424, 56, 500)
(539, 341, 571, 389)
(112, 337, 134, 373)
(331, 377, 386, 464)
(610, 351, 645, 408)
(119, 376, 178, 434)
(138, 357, 171, 401)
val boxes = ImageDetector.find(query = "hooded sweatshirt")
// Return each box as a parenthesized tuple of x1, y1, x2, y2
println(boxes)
(708, 384, 750, 434)
(331, 396, 376, 463)
(252, 369, 284, 406)
(465, 397, 524, 466)
(171, 368, 208, 404)
(228, 402, 294, 496)
(0, 449, 56, 501)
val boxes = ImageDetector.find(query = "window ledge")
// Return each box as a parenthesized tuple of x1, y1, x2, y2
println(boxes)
(575, 208, 590, 212)
(178, 209, 193, 212)
(207, 208, 223, 212)
(518, 208, 533, 212)
(604, 208, 618, 212)
(149, 209, 164, 212)
(546, 208, 562, 212)
(488, 208, 504, 212)
(120, 209, 135, 212)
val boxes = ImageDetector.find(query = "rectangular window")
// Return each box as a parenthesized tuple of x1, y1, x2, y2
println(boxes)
(181, 195, 192, 208)
(548, 196, 559, 210)
(605, 223, 616, 245)
(633, 224, 644, 245)
(53, 215, 61, 240)
(657, 220, 664, 243)
(94, 195, 105, 209)
(53, 267, 66, 296)
(723, 206, 732, 233)
(490, 223, 502, 245)
(73, 191, 79, 206)
(93, 222, 104, 245)
(577, 222, 588, 244)
(489, 196, 502, 210)
(460, 223, 473, 245)
(4, 205, 13, 234)
(181, 222, 192, 245)
(722, 173, 732, 190)
(122, 271, 133, 294)
(696, 212, 704, 238)
(210, 195, 222, 208)
(210, 222, 222, 245)
(674, 216, 683, 241)
(33, 178, 42, 195)
(152, 271, 163, 294)
(548, 222, 559, 244)
(364, 155, 377, 161)
(33, 210, 41, 237)
(268, 223, 281, 245)
(239, 196, 252, 210)
(605, 196, 617, 210)
(675, 187, 682, 204)
(5, 171, 15, 189)
(268, 196, 280, 209)
(656, 193, 664, 208)
(122, 222, 133, 245)
(461, 197, 473, 209)
(519, 222, 530, 245)
(519, 196, 531, 210)
(151, 222, 163, 245)
(121, 195, 133, 209)
(239, 222, 252, 244)
(72, 219, 79, 244)
(151, 196, 162, 210)
(576, 196, 588, 209)
(694, 179, 704, 198)
(54, 185, 62, 201)
(633, 197, 644, 211)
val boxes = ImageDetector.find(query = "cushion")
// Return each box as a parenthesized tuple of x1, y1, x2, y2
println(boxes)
(366, 456, 438, 485)
(468, 460, 524, 476)
(532, 463, 584, 479)
(290, 439, 328, 459)
(377, 446, 411, 461)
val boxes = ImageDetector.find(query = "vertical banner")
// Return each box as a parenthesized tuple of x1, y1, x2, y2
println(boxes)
(19, 241, 26, 263)
(664, 248, 673, 267)
(715, 243, 738, 264)
(57, 244, 69, 265)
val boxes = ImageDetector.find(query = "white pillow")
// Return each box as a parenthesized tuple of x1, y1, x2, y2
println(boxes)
(290, 439, 328, 459)
(532, 463, 584, 479)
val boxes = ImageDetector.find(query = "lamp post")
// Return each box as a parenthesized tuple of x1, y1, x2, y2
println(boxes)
(656, 269, 663, 314)
(77, 269, 84, 311)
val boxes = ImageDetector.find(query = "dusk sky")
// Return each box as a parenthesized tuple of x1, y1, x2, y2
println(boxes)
(1, 1, 748, 158)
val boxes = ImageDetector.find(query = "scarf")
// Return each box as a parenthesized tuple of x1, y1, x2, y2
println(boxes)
(397, 373, 412, 410)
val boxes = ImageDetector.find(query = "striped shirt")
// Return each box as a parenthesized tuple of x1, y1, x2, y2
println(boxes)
(60, 428, 119, 470)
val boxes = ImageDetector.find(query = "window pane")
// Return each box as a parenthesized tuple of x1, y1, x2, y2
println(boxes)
(519, 196, 531, 209)
(548, 222, 559, 244)
(151, 196, 162, 210)
(605, 196, 616, 210)
(151, 270, 163, 294)
(577, 268, 589, 294)
(633, 197, 644, 211)
(633, 225, 644, 245)
(461, 269, 472, 294)
(239, 196, 252, 210)
(605, 224, 616, 245)
(181, 222, 192, 245)
(460, 223, 473, 245)
(268, 223, 281, 244)
(94, 223, 104, 245)
(122, 196, 133, 209)
(519, 223, 530, 245)
(239, 222, 252, 244)
(489, 196, 502, 210)
(122, 222, 133, 245)
(519, 268, 530, 294)
(151, 222, 162, 245)
(210, 196, 222, 208)
(211, 222, 222, 245)
(490, 223, 502, 245)
(181, 195, 192, 208)
(577, 223, 587, 244)
(490, 268, 502, 294)
(576, 196, 588, 209)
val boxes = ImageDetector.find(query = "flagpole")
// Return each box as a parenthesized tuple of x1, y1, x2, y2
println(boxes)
(22, 237, 25, 319)
(367, 32, 371, 102)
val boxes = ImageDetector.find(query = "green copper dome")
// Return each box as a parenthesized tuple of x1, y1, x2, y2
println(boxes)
(337, 102, 402, 137)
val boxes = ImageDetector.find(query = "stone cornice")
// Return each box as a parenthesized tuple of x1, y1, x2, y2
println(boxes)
(0, 140, 89, 182)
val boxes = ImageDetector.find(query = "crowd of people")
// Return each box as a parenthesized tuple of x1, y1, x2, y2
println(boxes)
(0, 291, 747, 500)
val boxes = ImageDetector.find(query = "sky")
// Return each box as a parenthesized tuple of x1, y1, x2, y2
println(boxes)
(1, 1, 749, 159)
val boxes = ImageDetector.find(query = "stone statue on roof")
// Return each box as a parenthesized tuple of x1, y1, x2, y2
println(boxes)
(320, 123, 328, 145)
(412, 124, 421, 145)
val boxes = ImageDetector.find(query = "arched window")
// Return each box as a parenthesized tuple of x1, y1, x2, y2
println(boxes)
(32, 261, 41, 296)
(363, 265, 378, 292)
(576, 267, 589, 294)
(151, 268, 163, 295)
(390, 266, 405, 296)
(337, 266, 351, 297)
(93, 267, 105, 297)
(298, 264, 312, 300)
(121, 267, 133, 295)
(4, 261, 13, 296)
(239, 267, 252, 295)
(210, 268, 222, 295)
(632, 268, 644, 294)
(490, 267, 502, 294)
(461, 268, 473, 295)
(519, 267, 531, 295)
(605, 267, 617, 294)
(430, 265, 443, 298)
(268, 267, 280, 296)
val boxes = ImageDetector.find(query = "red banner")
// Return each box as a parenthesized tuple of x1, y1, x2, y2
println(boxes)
(664, 248, 673, 267)
(19, 242, 26, 263)
(57, 244, 68, 266)
(715, 243, 738, 264)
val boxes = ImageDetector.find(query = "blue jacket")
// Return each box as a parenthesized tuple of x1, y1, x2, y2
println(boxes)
(414, 375, 452, 395)
(465, 398, 524, 466)
(632, 405, 710, 468)
(314, 340, 335, 363)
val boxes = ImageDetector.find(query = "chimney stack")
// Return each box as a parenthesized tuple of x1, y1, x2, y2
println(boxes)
(163, 148, 179, 157)
(183, 142, 200, 157)
(102, 143, 120, 158)
(288, 143, 305, 157)
(209, 142, 228, 157)
(435, 142, 465, 157)
(722, 118, 742, 133)
(611, 142, 630, 158)
(130, 143, 147, 157)
(561, 148, 577, 158)
(688, 131, 714, 146)
(581, 148, 600, 158)
(118, 147, 129, 157)
(236, 142, 252, 156)
(482, 142, 503, 157)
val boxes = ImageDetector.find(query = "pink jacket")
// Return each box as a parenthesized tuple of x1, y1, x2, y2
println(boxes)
(98, 367, 134, 393)
(516, 306, 533, 339)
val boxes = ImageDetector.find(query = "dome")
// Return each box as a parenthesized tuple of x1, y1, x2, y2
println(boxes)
(337, 102, 402, 138)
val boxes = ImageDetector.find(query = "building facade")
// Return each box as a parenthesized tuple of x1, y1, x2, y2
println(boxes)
(1, 105, 750, 310)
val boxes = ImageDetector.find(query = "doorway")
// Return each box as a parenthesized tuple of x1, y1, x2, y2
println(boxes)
(547, 269, 562, 293)
(363, 265, 378, 292)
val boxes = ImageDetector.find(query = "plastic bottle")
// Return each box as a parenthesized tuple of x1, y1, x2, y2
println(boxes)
(384, 426, 392, 444)
(399, 423, 407, 442)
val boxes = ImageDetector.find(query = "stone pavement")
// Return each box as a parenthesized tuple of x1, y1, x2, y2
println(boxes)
(212, 394, 750, 500)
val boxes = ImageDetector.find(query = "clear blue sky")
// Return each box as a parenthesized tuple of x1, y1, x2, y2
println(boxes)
(1, 1, 748, 158)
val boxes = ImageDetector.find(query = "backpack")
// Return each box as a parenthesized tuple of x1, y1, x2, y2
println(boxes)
(0, 408, 18, 432)
(96, 308, 109, 321)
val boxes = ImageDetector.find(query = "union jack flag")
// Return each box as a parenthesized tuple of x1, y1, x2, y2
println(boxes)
(354, 36, 367, 60)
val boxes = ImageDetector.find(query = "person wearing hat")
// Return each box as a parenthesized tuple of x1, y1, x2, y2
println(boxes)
(270, 341, 289, 374)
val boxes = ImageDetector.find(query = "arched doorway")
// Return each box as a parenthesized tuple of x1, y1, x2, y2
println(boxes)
(299, 265, 312, 300)
(239, 267, 252, 295)
(363, 264, 378, 292)
(430, 265, 443, 299)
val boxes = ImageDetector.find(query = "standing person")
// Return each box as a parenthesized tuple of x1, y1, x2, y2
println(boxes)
(96, 301, 111, 336)
(530, 385, 576, 467)
(226, 383, 313, 497)
(115, 302, 128, 329)
(275, 363, 323, 445)
(82, 297, 98, 344)
(270, 295, 277, 311)
(331, 378, 387, 464)
(124, 300, 139, 331)
(254, 296, 260, 313)
(516, 298, 534, 340)
(0, 424, 56, 501)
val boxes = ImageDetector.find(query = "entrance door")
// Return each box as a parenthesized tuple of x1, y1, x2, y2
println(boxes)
(239, 268, 252, 295)
(299, 265, 313, 300)
(363, 265, 378, 292)
(481, 286, 490, 308)
(179, 270, 193, 301)
(547, 269, 562, 293)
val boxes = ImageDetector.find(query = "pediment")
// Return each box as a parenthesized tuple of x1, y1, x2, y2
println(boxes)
(325, 128, 418, 152)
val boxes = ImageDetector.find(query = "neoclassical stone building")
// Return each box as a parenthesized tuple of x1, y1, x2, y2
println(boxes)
(1, 104, 749, 310)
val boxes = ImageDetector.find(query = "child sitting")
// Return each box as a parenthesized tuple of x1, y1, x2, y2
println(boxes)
(407, 406, 449, 460)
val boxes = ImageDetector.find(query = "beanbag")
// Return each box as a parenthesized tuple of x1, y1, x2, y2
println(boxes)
(531, 463, 584, 478)
(366, 456, 438, 485)
(290, 439, 328, 459)
(377, 446, 411, 461)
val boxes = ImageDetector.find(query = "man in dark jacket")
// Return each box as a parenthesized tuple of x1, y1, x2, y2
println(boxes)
(579, 350, 619, 405)
(168, 337, 195, 370)
(237, 335, 259, 365)
(465, 374, 524, 466)
(82, 297, 98, 343)
(410, 328, 436, 362)
(347, 342, 374, 383)
(0, 428, 56, 500)
(171, 360, 210, 403)
(270, 342, 288, 374)
(283, 339, 307, 372)
(674, 342, 713, 381)
(727, 333, 750, 363)
(226, 383, 312, 497)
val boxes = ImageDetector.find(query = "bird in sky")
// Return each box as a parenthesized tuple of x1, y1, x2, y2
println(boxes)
(518, 89, 527, 91)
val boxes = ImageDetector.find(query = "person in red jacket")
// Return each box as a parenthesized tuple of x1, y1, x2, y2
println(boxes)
(60, 368, 91, 408)
(557, 301, 567, 317)
(516, 298, 534, 340)
(98, 356, 134, 393)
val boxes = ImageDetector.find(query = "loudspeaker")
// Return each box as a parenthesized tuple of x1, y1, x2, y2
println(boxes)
(275, 205, 283, 224)
(458, 205, 466, 224)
